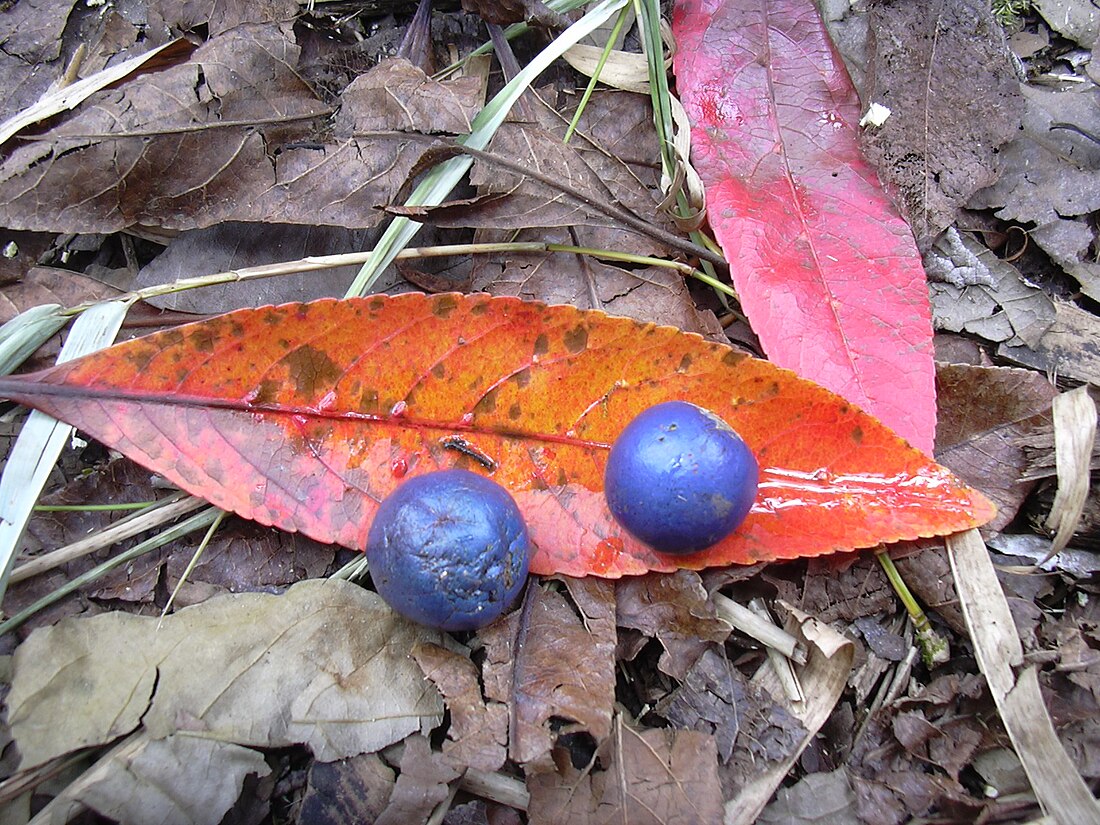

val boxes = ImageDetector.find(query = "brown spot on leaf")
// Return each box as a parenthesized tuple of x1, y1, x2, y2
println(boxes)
(360, 388, 379, 413)
(564, 325, 588, 354)
(251, 379, 282, 406)
(511, 367, 531, 388)
(722, 349, 744, 368)
(509, 403, 522, 420)
(432, 294, 458, 318)
(285, 345, 343, 398)
(431, 363, 446, 379)
(474, 387, 498, 414)
(123, 346, 158, 372)
(677, 354, 693, 373)
(851, 426, 863, 444)
(534, 333, 550, 356)
(192, 328, 217, 353)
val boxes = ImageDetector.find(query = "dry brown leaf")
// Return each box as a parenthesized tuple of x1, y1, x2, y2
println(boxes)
(479, 579, 616, 772)
(375, 735, 464, 825)
(162, 524, 338, 606)
(0, 36, 479, 233)
(8, 579, 444, 769)
(131, 223, 375, 314)
(298, 753, 396, 824)
(526, 715, 724, 825)
(800, 555, 894, 624)
(0, 267, 123, 326)
(935, 363, 1056, 531)
(862, 0, 1021, 244)
(413, 642, 509, 772)
(654, 646, 742, 762)
(461, 92, 722, 334)
(616, 570, 731, 680)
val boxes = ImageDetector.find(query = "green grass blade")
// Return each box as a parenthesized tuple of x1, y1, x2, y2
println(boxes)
(0, 304, 69, 377)
(0, 506, 222, 637)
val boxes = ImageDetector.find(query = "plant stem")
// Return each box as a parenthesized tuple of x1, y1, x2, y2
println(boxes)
(876, 548, 949, 667)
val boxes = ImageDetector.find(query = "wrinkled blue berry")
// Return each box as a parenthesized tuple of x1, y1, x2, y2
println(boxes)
(367, 469, 529, 631)
(604, 401, 759, 554)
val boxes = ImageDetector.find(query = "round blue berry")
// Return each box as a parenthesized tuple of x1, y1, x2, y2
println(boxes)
(604, 401, 759, 554)
(367, 469, 529, 631)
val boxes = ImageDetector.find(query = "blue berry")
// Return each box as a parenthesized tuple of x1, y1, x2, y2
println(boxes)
(367, 469, 529, 631)
(604, 401, 759, 554)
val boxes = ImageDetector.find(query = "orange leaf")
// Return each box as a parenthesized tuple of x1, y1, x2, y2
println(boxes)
(0, 294, 994, 577)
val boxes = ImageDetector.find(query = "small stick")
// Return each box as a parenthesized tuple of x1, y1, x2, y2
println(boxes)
(713, 591, 806, 664)
(748, 597, 804, 703)
(10, 493, 205, 583)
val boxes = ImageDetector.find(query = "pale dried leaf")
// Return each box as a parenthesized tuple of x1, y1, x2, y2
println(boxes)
(8, 579, 444, 768)
(74, 733, 270, 825)
(562, 45, 650, 93)
(1045, 386, 1098, 559)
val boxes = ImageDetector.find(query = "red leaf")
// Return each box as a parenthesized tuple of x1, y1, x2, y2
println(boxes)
(672, 0, 937, 453)
(0, 294, 992, 577)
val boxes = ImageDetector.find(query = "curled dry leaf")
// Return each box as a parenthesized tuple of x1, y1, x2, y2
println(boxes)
(7, 579, 444, 769)
(0, 294, 996, 579)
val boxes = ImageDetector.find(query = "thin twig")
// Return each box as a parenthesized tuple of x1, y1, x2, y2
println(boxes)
(360, 131, 728, 269)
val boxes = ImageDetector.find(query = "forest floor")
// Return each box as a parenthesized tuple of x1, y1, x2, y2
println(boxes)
(1, 1, 1099, 824)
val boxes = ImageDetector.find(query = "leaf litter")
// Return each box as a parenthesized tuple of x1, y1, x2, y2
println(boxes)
(1, 1, 1100, 823)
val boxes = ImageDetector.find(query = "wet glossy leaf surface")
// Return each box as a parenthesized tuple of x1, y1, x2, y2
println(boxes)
(0, 294, 993, 577)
